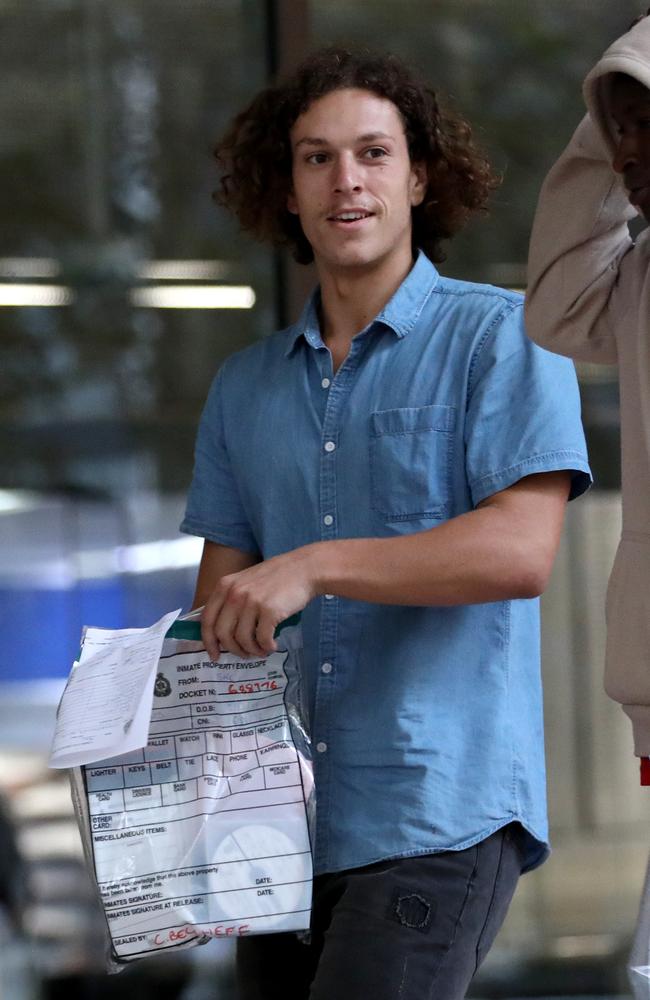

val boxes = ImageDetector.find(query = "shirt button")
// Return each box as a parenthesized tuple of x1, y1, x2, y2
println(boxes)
(316, 742, 328, 753)
(324, 441, 336, 453)
(321, 378, 331, 389)
(321, 662, 333, 674)
(323, 514, 334, 526)
(324, 593, 334, 600)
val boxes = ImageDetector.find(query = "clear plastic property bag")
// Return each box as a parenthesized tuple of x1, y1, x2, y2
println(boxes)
(69, 612, 314, 971)
(629, 849, 650, 997)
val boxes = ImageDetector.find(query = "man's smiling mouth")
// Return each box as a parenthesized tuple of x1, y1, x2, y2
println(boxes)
(327, 210, 374, 222)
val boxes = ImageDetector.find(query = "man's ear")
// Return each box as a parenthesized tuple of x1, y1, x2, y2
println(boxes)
(410, 162, 427, 207)
(287, 190, 299, 215)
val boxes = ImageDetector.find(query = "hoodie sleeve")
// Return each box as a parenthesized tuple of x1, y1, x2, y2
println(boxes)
(525, 112, 634, 365)
(523, 17, 650, 365)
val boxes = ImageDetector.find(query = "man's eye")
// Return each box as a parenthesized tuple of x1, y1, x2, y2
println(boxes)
(363, 147, 388, 159)
(306, 152, 328, 164)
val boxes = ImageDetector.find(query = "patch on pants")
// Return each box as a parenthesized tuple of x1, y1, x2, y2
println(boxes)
(388, 888, 434, 934)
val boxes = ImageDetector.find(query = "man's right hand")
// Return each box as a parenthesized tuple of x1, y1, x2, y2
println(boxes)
(200, 545, 319, 660)
(190, 540, 261, 656)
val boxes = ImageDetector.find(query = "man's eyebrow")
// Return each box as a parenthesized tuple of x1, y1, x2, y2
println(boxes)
(293, 131, 396, 149)
(293, 136, 328, 149)
(357, 131, 395, 142)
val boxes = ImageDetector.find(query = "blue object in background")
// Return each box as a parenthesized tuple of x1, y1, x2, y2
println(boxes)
(0, 494, 201, 682)
(0, 572, 195, 681)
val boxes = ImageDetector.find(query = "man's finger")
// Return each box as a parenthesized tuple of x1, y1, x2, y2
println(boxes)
(201, 590, 226, 661)
(201, 620, 222, 660)
(219, 632, 249, 659)
(214, 602, 249, 659)
(233, 604, 268, 658)
(255, 612, 279, 655)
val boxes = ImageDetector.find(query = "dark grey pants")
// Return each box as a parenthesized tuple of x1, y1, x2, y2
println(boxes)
(236, 823, 524, 1000)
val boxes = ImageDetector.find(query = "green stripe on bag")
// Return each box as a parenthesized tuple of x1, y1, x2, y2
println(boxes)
(165, 613, 301, 642)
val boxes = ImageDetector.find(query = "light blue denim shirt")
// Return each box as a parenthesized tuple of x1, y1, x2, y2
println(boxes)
(181, 251, 591, 875)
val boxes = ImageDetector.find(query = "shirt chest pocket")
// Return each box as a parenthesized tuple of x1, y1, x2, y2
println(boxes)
(369, 404, 456, 521)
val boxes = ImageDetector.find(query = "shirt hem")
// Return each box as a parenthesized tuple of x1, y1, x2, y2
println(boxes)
(314, 816, 549, 877)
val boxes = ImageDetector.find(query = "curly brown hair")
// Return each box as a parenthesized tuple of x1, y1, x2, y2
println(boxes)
(215, 46, 500, 264)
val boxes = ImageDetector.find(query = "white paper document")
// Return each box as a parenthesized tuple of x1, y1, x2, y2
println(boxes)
(49, 609, 181, 768)
(78, 644, 313, 960)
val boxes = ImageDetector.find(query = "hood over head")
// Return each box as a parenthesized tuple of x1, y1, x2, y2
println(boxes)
(583, 17, 650, 156)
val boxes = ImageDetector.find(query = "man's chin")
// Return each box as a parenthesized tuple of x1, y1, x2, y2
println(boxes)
(318, 246, 376, 271)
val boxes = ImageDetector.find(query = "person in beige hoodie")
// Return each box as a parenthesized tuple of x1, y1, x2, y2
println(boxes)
(526, 14, 650, 771)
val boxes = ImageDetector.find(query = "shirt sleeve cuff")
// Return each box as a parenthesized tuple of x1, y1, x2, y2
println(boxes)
(469, 452, 592, 507)
(179, 517, 260, 555)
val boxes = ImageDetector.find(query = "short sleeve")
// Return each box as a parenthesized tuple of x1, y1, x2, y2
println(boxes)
(179, 366, 260, 554)
(465, 302, 592, 507)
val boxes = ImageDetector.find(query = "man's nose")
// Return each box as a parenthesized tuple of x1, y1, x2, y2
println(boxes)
(332, 153, 362, 192)
(612, 132, 640, 174)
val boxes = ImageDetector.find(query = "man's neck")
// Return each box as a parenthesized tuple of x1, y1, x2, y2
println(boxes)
(317, 249, 415, 371)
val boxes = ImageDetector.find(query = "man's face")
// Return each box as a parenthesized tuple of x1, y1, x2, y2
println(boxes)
(610, 74, 650, 222)
(287, 87, 426, 276)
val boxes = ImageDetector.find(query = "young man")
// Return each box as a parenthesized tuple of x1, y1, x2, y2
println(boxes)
(181, 48, 590, 1000)
(526, 15, 650, 776)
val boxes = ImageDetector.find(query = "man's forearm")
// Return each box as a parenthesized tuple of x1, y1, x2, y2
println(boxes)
(310, 497, 555, 607)
(200, 472, 571, 659)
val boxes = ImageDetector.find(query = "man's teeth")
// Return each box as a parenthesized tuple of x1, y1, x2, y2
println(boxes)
(332, 212, 370, 220)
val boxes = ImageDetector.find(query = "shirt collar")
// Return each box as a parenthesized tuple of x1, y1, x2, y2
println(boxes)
(284, 250, 439, 357)
(284, 291, 325, 357)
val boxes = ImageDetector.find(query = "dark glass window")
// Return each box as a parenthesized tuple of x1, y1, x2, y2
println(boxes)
(0, 0, 274, 496)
